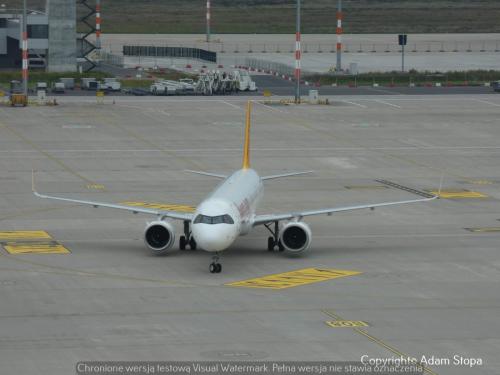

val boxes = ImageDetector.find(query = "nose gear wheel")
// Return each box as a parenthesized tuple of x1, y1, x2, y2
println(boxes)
(209, 253, 222, 273)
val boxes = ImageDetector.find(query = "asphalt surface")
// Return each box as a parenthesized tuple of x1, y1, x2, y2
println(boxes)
(252, 75, 496, 96)
(0, 94, 500, 374)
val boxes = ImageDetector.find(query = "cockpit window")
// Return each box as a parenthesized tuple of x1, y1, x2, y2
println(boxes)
(222, 215, 234, 224)
(212, 215, 224, 225)
(194, 214, 234, 225)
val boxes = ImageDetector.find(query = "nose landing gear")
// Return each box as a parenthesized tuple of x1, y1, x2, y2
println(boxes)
(180, 220, 197, 250)
(209, 253, 222, 273)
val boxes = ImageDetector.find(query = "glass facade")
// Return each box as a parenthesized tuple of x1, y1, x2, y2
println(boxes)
(28, 24, 48, 39)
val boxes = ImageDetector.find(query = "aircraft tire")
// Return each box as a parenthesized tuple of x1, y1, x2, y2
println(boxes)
(267, 237, 275, 251)
(179, 236, 187, 250)
(189, 237, 197, 250)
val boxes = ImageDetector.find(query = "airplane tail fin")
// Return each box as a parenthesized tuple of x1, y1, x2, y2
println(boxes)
(242, 101, 252, 169)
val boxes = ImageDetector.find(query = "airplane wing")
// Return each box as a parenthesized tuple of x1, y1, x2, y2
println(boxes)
(32, 172, 193, 221)
(253, 195, 437, 226)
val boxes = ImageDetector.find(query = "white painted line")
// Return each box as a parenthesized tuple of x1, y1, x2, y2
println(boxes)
(116, 104, 146, 110)
(374, 99, 401, 109)
(62, 125, 94, 129)
(366, 86, 403, 95)
(255, 101, 286, 113)
(342, 100, 367, 108)
(3, 145, 500, 154)
(473, 98, 500, 107)
(219, 100, 243, 110)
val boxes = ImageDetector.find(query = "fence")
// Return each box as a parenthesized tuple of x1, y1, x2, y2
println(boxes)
(123, 46, 217, 63)
(98, 51, 124, 66)
(244, 58, 315, 78)
(138, 41, 500, 54)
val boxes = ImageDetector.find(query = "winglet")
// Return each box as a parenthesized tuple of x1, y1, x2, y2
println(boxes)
(242, 101, 252, 169)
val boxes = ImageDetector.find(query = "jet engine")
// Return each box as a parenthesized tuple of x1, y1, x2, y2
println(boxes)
(144, 221, 175, 254)
(279, 221, 312, 254)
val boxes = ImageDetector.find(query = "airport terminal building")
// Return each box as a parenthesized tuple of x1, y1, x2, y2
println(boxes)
(0, 1, 77, 72)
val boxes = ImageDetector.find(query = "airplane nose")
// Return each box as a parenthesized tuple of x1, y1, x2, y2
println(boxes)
(192, 224, 237, 252)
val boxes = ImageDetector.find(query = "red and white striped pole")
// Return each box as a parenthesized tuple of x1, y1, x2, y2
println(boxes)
(336, 0, 342, 72)
(22, 0, 28, 96)
(295, 0, 301, 103)
(95, 0, 101, 51)
(206, 0, 211, 43)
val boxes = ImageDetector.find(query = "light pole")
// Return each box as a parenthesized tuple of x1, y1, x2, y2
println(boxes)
(206, 0, 211, 43)
(336, 0, 342, 72)
(295, 0, 301, 103)
(22, 0, 28, 96)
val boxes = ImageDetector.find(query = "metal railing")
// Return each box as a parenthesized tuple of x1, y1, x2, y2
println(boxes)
(98, 51, 124, 66)
(244, 58, 314, 78)
(123, 46, 217, 63)
(128, 41, 500, 54)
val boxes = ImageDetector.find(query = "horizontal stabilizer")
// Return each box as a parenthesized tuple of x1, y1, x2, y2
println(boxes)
(184, 170, 227, 179)
(261, 171, 314, 181)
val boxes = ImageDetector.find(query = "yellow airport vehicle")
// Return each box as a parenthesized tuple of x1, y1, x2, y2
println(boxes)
(10, 93, 28, 107)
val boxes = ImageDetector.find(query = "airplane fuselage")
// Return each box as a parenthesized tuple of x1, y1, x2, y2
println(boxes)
(191, 168, 263, 252)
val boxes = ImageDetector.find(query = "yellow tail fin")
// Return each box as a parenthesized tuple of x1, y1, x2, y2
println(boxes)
(242, 101, 252, 169)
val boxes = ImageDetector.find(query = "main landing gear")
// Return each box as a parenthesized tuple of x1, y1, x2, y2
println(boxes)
(265, 221, 284, 252)
(209, 253, 222, 273)
(180, 220, 197, 250)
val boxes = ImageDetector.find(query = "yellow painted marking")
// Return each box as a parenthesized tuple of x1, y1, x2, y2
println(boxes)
(326, 320, 369, 328)
(242, 101, 252, 170)
(96, 91, 105, 97)
(226, 268, 361, 289)
(0, 231, 52, 240)
(87, 184, 105, 190)
(465, 227, 500, 233)
(322, 310, 438, 375)
(263, 89, 272, 97)
(430, 190, 488, 199)
(4, 242, 70, 254)
(121, 201, 196, 213)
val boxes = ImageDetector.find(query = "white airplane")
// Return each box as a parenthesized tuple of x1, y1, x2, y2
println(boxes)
(33, 101, 437, 273)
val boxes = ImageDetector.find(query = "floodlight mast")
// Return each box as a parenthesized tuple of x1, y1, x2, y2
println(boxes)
(206, 0, 211, 43)
(336, 0, 342, 72)
(295, 0, 301, 104)
(22, 0, 28, 96)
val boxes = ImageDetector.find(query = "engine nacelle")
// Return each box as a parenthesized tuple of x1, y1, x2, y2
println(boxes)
(144, 221, 175, 254)
(279, 221, 312, 254)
